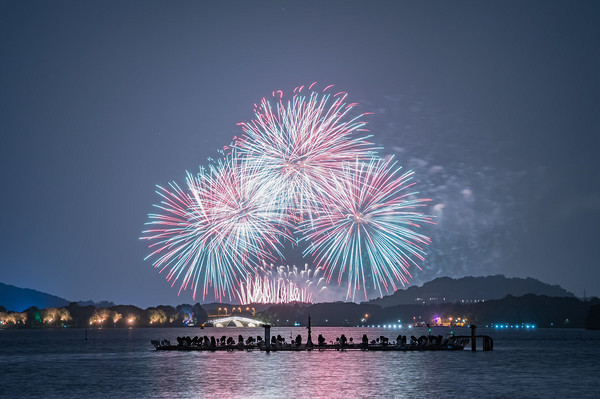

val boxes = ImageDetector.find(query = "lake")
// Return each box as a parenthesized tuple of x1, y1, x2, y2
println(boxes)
(1, 326, 599, 398)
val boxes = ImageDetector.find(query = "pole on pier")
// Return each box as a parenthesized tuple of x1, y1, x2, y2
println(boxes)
(264, 324, 271, 353)
(306, 314, 313, 348)
(470, 324, 477, 351)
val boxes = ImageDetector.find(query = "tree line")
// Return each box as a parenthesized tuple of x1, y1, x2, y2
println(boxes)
(0, 302, 208, 328)
(256, 294, 600, 329)
(2, 294, 599, 329)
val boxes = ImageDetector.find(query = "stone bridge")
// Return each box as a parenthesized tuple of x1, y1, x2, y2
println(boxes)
(208, 316, 265, 327)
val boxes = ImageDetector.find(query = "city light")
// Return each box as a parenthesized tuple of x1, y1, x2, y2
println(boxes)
(491, 323, 536, 329)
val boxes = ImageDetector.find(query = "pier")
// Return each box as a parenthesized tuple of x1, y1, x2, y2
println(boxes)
(151, 317, 493, 352)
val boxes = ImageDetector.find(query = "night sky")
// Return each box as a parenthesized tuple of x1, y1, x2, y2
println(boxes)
(1, 1, 599, 307)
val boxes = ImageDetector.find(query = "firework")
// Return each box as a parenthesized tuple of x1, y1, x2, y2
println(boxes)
(142, 84, 434, 302)
(236, 263, 326, 305)
(301, 157, 433, 300)
(141, 153, 292, 301)
(233, 84, 377, 217)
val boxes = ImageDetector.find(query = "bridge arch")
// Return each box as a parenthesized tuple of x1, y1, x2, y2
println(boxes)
(209, 316, 264, 327)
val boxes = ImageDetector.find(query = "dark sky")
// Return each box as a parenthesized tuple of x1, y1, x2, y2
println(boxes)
(1, 1, 599, 307)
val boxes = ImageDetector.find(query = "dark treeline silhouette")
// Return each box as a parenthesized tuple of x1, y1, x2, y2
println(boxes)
(587, 301, 600, 330)
(256, 295, 600, 329)
(2, 295, 599, 329)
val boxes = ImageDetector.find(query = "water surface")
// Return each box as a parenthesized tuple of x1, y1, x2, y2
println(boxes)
(1, 327, 599, 398)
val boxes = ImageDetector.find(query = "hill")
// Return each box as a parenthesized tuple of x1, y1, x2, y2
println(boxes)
(367, 275, 575, 308)
(0, 282, 70, 312)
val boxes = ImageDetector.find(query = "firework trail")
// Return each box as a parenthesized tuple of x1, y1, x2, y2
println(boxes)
(301, 157, 433, 300)
(141, 153, 292, 301)
(143, 84, 434, 301)
(233, 83, 378, 218)
(237, 263, 327, 305)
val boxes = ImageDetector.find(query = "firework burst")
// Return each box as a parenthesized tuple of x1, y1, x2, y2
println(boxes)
(233, 83, 377, 218)
(301, 157, 433, 300)
(236, 263, 326, 305)
(141, 153, 292, 301)
(143, 84, 434, 302)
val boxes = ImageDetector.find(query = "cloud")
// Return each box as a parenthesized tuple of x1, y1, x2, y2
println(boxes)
(409, 158, 428, 168)
(461, 188, 473, 200)
(433, 203, 446, 214)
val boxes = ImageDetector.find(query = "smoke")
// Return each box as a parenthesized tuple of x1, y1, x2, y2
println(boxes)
(359, 90, 525, 290)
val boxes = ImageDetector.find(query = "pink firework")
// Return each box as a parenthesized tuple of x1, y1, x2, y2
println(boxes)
(141, 153, 292, 301)
(233, 84, 377, 218)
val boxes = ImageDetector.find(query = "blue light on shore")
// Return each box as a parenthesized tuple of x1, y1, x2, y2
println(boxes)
(492, 323, 536, 329)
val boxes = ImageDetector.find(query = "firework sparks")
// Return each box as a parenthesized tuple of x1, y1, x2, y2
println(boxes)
(236, 263, 326, 305)
(143, 84, 434, 301)
(301, 157, 433, 300)
(234, 84, 378, 217)
(141, 153, 292, 301)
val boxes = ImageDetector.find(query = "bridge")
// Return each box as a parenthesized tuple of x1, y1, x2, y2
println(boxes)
(207, 316, 265, 327)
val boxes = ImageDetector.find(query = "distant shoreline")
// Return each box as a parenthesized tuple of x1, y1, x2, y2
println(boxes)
(2, 294, 599, 330)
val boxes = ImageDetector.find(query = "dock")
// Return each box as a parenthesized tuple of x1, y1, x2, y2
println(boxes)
(151, 341, 476, 352)
(151, 317, 493, 352)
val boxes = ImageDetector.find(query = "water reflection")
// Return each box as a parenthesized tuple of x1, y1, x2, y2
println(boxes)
(1, 327, 599, 398)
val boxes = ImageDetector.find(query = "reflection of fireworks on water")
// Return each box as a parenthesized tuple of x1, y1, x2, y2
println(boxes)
(301, 157, 433, 301)
(141, 153, 292, 301)
(234, 83, 377, 217)
(237, 263, 327, 305)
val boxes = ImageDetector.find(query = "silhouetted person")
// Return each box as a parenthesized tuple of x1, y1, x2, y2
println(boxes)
(318, 334, 326, 347)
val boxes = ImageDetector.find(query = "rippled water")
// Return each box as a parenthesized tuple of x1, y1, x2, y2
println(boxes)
(1, 327, 600, 398)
